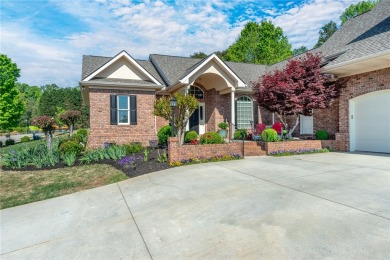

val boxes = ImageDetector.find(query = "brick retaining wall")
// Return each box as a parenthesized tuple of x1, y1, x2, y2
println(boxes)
(260, 140, 323, 154)
(168, 137, 243, 163)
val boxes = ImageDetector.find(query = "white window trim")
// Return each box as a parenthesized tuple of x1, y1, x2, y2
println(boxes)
(117, 95, 130, 125)
(237, 96, 253, 129)
(189, 85, 204, 99)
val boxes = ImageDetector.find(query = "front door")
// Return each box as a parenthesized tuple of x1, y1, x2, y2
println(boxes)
(188, 103, 205, 135)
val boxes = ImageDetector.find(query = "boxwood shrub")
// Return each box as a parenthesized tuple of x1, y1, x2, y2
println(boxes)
(21, 136, 31, 142)
(261, 129, 278, 142)
(316, 130, 329, 140)
(157, 125, 172, 145)
(200, 132, 224, 144)
(59, 140, 83, 156)
(5, 139, 15, 146)
(185, 131, 198, 143)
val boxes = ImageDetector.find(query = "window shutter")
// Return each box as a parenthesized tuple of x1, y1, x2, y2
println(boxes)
(253, 101, 259, 125)
(130, 95, 137, 125)
(110, 95, 117, 125)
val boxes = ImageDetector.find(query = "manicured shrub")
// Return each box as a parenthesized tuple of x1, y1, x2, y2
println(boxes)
(199, 132, 224, 144)
(124, 142, 143, 154)
(261, 129, 278, 142)
(157, 125, 172, 145)
(218, 122, 228, 130)
(5, 139, 15, 146)
(234, 129, 247, 140)
(59, 140, 83, 156)
(185, 131, 198, 143)
(21, 136, 30, 142)
(316, 130, 329, 140)
(74, 129, 88, 138)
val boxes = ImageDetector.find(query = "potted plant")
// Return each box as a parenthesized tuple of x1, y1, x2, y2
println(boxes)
(217, 122, 229, 138)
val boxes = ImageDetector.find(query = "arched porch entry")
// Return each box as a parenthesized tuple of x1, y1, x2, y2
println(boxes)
(186, 72, 235, 135)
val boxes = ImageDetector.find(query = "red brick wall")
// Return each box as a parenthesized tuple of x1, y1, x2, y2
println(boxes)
(168, 137, 243, 163)
(88, 88, 157, 149)
(261, 140, 323, 154)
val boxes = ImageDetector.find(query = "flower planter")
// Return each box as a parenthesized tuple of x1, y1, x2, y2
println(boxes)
(217, 129, 227, 138)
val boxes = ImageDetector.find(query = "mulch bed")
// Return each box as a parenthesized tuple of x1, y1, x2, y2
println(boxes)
(2, 148, 171, 179)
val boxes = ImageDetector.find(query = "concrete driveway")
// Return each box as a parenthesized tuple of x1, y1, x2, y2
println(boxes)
(1, 152, 389, 259)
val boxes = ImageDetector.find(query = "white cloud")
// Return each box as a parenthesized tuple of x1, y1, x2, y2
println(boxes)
(1, 0, 364, 87)
(271, 0, 361, 49)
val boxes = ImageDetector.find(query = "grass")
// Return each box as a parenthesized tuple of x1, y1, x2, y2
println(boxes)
(0, 164, 127, 209)
(0, 139, 44, 154)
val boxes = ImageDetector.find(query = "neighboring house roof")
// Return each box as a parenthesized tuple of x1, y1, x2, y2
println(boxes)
(81, 0, 389, 87)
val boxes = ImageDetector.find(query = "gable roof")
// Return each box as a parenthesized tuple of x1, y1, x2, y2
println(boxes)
(82, 50, 162, 85)
(178, 53, 246, 88)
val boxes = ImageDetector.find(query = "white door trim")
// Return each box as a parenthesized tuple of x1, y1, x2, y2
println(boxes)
(349, 100, 355, 151)
(199, 102, 205, 135)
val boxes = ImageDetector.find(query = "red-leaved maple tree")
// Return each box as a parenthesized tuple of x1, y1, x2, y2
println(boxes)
(252, 52, 347, 136)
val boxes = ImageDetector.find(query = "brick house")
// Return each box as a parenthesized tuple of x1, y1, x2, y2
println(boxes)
(80, 0, 389, 153)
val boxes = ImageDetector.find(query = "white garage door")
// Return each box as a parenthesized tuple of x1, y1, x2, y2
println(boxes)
(350, 89, 390, 153)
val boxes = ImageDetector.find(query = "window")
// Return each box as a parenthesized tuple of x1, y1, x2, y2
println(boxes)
(117, 95, 129, 124)
(110, 95, 137, 125)
(237, 96, 252, 129)
(189, 85, 204, 99)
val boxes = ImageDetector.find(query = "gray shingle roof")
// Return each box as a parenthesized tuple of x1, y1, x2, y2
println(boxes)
(82, 55, 111, 80)
(319, 0, 390, 66)
(149, 54, 202, 85)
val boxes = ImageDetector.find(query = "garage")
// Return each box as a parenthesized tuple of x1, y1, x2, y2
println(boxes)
(349, 89, 390, 153)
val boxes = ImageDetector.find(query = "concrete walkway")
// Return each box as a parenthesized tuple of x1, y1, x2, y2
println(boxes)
(1, 152, 389, 259)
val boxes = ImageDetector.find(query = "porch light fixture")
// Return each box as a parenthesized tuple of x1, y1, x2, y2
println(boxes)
(170, 97, 177, 137)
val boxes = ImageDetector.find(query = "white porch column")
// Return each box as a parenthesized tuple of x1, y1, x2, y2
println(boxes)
(231, 90, 235, 137)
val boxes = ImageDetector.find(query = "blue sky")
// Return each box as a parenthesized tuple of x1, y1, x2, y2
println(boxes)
(1, 0, 361, 87)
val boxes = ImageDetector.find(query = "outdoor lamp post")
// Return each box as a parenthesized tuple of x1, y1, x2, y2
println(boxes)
(170, 97, 177, 137)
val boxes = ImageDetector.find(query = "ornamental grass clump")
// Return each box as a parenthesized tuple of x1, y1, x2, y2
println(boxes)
(233, 129, 247, 140)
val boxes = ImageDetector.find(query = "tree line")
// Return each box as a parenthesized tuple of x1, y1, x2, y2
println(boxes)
(0, 54, 88, 132)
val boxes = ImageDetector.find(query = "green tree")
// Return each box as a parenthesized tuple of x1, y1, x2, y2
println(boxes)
(340, 0, 378, 25)
(314, 20, 338, 48)
(16, 83, 42, 127)
(154, 93, 198, 145)
(0, 54, 25, 131)
(39, 86, 82, 116)
(190, 52, 207, 58)
(292, 46, 308, 56)
(224, 21, 292, 65)
(215, 49, 227, 60)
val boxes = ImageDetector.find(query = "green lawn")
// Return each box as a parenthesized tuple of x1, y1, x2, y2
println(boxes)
(0, 139, 44, 154)
(0, 164, 127, 209)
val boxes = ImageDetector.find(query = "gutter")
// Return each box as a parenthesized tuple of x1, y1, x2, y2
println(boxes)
(323, 49, 390, 72)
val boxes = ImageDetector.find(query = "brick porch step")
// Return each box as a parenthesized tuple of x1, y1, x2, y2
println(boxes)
(227, 141, 266, 156)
